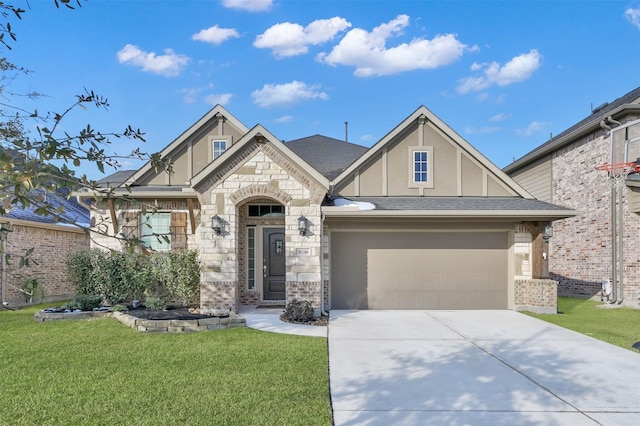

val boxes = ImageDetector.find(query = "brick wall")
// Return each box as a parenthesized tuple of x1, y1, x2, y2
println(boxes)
(1, 223, 89, 306)
(514, 279, 557, 314)
(550, 120, 640, 306)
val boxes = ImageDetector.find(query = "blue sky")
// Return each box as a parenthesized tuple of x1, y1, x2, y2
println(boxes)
(5, 0, 640, 180)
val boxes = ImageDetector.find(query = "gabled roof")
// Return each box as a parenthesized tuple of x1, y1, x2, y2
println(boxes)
(189, 125, 330, 190)
(285, 135, 368, 180)
(124, 105, 249, 186)
(332, 105, 533, 198)
(504, 86, 640, 173)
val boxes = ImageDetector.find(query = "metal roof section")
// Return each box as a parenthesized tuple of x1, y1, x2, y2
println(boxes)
(322, 196, 577, 220)
(3, 189, 90, 226)
(504, 86, 640, 174)
(331, 105, 533, 199)
(285, 134, 368, 180)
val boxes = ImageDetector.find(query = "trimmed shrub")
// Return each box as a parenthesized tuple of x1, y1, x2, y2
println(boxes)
(145, 296, 166, 310)
(281, 299, 315, 323)
(65, 248, 200, 307)
(73, 294, 103, 311)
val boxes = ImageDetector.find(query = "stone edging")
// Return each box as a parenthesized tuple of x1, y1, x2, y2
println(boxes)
(34, 310, 113, 322)
(113, 311, 246, 333)
(33, 310, 247, 333)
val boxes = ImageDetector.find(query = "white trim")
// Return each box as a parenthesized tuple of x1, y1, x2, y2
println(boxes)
(408, 146, 434, 189)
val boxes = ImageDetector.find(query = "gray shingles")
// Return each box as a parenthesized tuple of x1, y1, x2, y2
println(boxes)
(333, 196, 572, 211)
(285, 135, 368, 180)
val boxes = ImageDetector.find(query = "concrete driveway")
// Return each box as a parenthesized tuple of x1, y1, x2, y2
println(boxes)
(329, 310, 640, 425)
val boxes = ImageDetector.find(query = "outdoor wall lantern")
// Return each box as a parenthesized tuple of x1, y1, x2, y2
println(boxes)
(542, 223, 553, 243)
(298, 215, 308, 236)
(212, 215, 223, 236)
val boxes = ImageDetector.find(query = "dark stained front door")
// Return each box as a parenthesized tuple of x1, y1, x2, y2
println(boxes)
(263, 228, 286, 300)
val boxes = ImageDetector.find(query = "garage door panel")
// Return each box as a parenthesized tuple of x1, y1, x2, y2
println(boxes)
(331, 231, 508, 310)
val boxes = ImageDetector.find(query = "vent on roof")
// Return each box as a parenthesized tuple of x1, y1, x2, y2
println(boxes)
(591, 102, 609, 114)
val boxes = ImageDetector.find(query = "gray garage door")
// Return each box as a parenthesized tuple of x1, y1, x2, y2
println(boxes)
(331, 231, 508, 310)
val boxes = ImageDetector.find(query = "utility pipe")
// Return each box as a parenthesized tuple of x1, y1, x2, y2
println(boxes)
(319, 212, 328, 316)
(610, 186, 618, 303)
(618, 173, 625, 304)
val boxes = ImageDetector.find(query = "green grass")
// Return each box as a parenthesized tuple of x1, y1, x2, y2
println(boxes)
(0, 304, 331, 425)
(528, 297, 640, 351)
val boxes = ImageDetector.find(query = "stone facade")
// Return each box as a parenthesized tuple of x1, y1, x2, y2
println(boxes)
(1, 222, 89, 306)
(550, 120, 640, 305)
(196, 143, 325, 313)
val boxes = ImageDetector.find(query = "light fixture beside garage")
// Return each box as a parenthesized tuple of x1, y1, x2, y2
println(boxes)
(298, 215, 308, 236)
(211, 214, 223, 236)
(542, 223, 553, 243)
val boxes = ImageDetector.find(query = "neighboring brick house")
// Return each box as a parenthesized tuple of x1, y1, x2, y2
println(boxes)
(80, 105, 575, 314)
(505, 86, 640, 306)
(1, 190, 90, 307)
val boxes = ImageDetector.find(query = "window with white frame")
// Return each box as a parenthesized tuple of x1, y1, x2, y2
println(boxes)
(141, 212, 171, 251)
(213, 140, 227, 159)
(413, 151, 429, 183)
(408, 146, 434, 188)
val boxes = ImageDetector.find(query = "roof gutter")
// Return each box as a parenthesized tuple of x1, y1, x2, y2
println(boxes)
(504, 104, 640, 174)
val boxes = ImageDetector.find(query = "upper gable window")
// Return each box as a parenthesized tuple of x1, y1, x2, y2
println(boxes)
(408, 146, 434, 189)
(213, 140, 227, 159)
(414, 151, 429, 182)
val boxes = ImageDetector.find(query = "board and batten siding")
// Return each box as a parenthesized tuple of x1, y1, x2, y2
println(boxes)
(510, 156, 553, 203)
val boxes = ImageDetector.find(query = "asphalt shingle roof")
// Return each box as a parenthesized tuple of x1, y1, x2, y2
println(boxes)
(285, 135, 369, 180)
(334, 196, 572, 211)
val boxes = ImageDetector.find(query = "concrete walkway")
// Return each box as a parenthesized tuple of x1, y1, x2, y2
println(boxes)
(329, 310, 640, 425)
(238, 306, 327, 337)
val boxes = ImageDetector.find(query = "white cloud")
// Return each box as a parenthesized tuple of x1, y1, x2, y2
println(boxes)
(251, 81, 329, 108)
(464, 126, 501, 135)
(192, 25, 240, 45)
(180, 88, 201, 104)
(254, 17, 351, 58)
(457, 49, 542, 93)
(625, 7, 640, 29)
(222, 0, 272, 12)
(515, 120, 549, 137)
(204, 93, 233, 106)
(275, 115, 294, 123)
(116, 44, 189, 77)
(490, 113, 508, 123)
(359, 134, 375, 142)
(317, 14, 466, 77)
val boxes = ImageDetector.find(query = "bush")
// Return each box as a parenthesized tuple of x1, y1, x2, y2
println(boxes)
(281, 299, 315, 323)
(65, 248, 200, 307)
(145, 296, 166, 310)
(165, 250, 200, 306)
(72, 295, 103, 311)
(66, 248, 104, 296)
(111, 304, 128, 312)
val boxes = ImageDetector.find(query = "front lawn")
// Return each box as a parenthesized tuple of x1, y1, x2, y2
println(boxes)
(0, 304, 331, 425)
(527, 297, 640, 352)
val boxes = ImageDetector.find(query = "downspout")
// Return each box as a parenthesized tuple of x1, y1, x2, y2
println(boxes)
(618, 187, 625, 304)
(320, 211, 328, 316)
(610, 186, 618, 303)
(76, 195, 92, 211)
